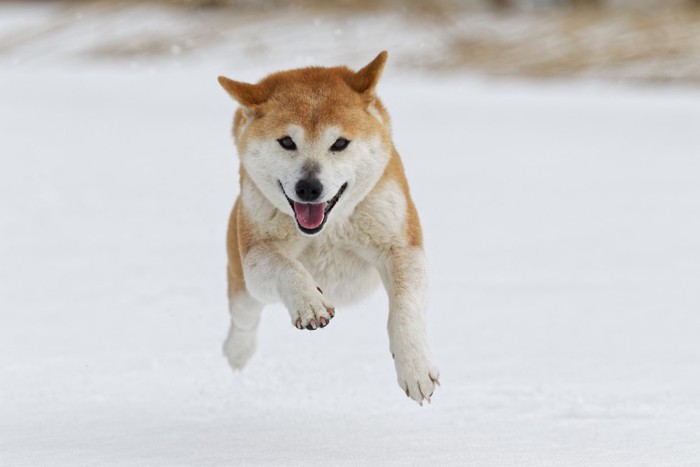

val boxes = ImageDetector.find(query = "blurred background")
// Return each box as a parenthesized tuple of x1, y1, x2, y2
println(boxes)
(2, 0, 700, 84)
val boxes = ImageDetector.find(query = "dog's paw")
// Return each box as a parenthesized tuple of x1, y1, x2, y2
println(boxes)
(223, 326, 256, 370)
(289, 287, 335, 331)
(393, 351, 440, 406)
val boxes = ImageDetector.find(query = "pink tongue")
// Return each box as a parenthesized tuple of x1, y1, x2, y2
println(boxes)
(294, 202, 326, 230)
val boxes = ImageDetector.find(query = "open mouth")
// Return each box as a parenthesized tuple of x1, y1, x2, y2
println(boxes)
(279, 181, 347, 235)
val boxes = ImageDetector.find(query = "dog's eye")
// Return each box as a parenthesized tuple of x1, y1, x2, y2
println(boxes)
(330, 137, 350, 152)
(278, 136, 297, 151)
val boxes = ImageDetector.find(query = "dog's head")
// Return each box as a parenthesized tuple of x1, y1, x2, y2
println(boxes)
(219, 52, 392, 236)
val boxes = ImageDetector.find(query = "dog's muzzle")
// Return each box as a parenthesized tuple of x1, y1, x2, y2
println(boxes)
(279, 181, 347, 235)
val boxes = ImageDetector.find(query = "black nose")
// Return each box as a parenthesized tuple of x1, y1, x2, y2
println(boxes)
(295, 178, 323, 202)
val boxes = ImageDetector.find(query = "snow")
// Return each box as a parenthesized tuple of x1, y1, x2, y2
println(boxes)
(2, 9, 700, 467)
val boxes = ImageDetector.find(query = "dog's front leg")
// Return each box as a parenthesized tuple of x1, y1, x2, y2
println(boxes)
(244, 243, 335, 330)
(381, 246, 440, 405)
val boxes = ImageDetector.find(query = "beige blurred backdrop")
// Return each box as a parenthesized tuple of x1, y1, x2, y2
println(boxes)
(2, 0, 700, 83)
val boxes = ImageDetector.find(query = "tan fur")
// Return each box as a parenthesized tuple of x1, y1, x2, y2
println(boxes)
(377, 148, 423, 248)
(226, 198, 244, 297)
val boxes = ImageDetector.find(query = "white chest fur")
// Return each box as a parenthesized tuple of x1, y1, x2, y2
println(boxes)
(294, 228, 381, 306)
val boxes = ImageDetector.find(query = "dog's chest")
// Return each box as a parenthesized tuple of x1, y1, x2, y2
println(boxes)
(294, 233, 380, 306)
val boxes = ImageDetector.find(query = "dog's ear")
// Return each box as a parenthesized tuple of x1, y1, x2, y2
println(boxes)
(217, 76, 268, 107)
(346, 51, 388, 96)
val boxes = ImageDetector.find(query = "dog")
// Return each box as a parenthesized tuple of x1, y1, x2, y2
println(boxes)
(217, 51, 439, 405)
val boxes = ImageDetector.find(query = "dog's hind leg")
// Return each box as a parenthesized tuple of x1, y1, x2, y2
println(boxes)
(224, 289, 263, 370)
(223, 251, 262, 370)
(223, 199, 263, 370)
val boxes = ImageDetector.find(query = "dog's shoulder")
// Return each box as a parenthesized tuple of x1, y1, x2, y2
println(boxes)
(348, 149, 423, 250)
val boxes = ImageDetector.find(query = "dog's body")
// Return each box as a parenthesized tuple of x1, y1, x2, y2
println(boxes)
(218, 52, 439, 404)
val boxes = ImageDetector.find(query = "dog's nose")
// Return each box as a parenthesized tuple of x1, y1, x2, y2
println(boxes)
(295, 178, 323, 202)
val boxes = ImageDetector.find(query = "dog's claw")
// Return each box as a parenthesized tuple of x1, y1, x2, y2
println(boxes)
(317, 287, 323, 294)
(295, 302, 334, 331)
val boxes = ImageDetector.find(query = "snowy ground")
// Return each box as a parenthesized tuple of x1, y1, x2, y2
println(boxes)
(2, 65, 699, 466)
(2, 4, 700, 466)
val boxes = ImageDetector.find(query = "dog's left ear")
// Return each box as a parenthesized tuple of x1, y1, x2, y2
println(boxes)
(217, 76, 268, 107)
(346, 51, 388, 96)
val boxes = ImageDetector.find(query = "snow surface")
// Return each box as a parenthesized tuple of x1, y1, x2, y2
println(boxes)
(2, 62, 700, 465)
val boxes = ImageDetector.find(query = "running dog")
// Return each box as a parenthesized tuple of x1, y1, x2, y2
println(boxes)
(218, 51, 439, 404)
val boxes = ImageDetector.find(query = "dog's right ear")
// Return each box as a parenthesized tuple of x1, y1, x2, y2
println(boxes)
(346, 51, 388, 96)
(217, 76, 268, 107)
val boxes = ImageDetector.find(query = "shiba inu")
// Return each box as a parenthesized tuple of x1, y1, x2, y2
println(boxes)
(218, 51, 439, 405)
